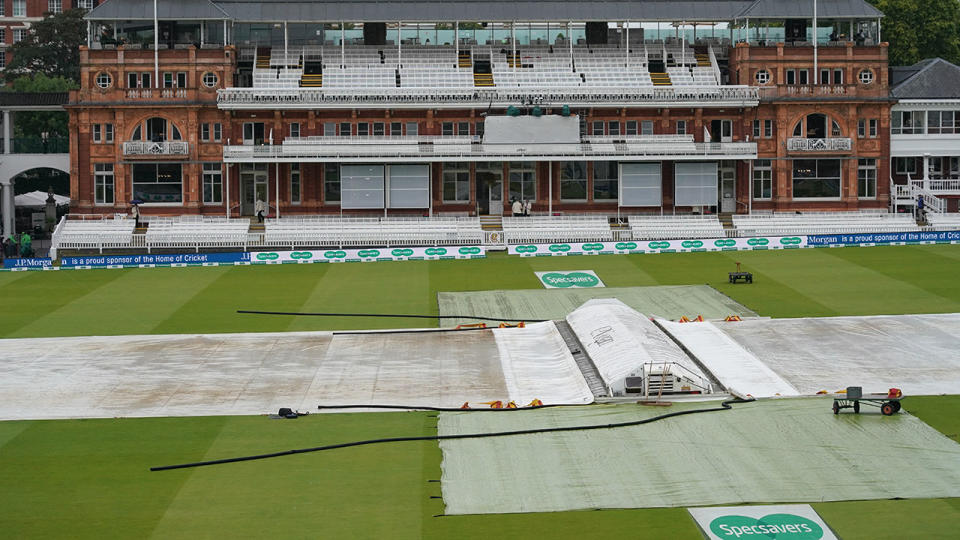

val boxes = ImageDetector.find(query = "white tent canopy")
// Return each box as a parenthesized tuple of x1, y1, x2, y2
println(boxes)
(14, 191, 70, 208)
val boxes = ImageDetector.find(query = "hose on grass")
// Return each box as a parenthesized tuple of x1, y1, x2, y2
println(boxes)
(315, 403, 569, 412)
(237, 310, 546, 324)
(150, 398, 752, 472)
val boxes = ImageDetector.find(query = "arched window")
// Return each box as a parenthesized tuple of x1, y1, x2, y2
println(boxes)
(131, 117, 182, 142)
(792, 113, 842, 139)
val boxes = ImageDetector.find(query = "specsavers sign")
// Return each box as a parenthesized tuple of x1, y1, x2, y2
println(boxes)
(689, 505, 837, 540)
(535, 270, 605, 289)
(250, 246, 485, 263)
(509, 237, 808, 257)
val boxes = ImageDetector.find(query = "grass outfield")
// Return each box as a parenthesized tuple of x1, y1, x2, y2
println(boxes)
(2, 244, 960, 538)
(0, 397, 958, 539)
(2, 244, 960, 338)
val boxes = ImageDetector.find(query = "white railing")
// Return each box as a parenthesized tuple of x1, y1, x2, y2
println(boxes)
(909, 177, 960, 194)
(786, 138, 852, 152)
(223, 141, 757, 161)
(217, 85, 760, 109)
(707, 44, 722, 85)
(122, 141, 190, 156)
(125, 88, 190, 99)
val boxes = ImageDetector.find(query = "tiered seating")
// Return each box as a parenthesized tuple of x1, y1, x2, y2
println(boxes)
(627, 215, 724, 240)
(732, 212, 920, 236)
(323, 66, 396, 88)
(263, 216, 484, 248)
(502, 215, 612, 244)
(926, 213, 960, 231)
(402, 66, 473, 88)
(145, 217, 250, 248)
(52, 216, 136, 251)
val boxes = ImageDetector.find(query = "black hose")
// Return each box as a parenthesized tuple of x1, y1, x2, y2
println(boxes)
(316, 404, 567, 412)
(237, 310, 546, 323)
(151, 398, 752, 472)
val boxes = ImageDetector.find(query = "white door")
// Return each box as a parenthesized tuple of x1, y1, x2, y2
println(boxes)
(489, 180, 503, 215)
(720, 165, 736, 213)
(241, 170, 268, 216)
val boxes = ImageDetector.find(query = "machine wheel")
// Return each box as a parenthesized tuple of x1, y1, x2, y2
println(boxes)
(892, 401, 902, 413)
(853, 401, 860, 414)
(881, 402, 896, 416)
(833, 402, 840, 415)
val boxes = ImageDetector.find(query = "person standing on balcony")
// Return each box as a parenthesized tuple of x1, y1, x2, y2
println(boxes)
(130, 202, 140, 228)
(255, 198, 267, 223)
(511, 198, 523, 216)
(523, 198, 533, 216)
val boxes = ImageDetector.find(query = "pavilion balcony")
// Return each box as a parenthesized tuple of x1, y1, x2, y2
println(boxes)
(222, 135, 757, 163)
(122, 141, 190, 157)
(215, 86, 760, 110)
(786, 137, 852, 153)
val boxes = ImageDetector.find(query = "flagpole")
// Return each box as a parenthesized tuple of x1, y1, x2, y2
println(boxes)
(154, 0, 159, 88)
(812, 0, 818, 81)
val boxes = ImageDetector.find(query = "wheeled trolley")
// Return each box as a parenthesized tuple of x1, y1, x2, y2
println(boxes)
(832, 386, 903, 416)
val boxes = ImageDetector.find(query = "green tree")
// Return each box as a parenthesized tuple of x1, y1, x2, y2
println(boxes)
(4, 9, 88, 82)
(869, 0, 960, 66)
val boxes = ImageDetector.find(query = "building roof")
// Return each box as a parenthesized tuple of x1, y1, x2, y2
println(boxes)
(88, 0, 230, 20)
(87, 0, 882, 22)
(0, 92, 70, 107)
(890, 58, 960, 99)
(739, 0, 882, 19)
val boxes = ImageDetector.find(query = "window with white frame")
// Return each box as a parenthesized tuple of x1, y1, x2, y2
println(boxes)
(858, 158, 877, 198)
(676, 120, 687, 135)
(858, 69, 874, 84)
(442, 163, 470, 202)
(793, 159, 841, 199)
(869, 119, 878, 138)
(323, 122, 336, 137)
(927, 111, 959, 134)
(755, 69, 771, 85)
(357, 123, 369, 136)
(13, 1, 25, 18)
(77, 0, 94, 9)
(95, 72, 112, 89)
(324, 163, 340, 203)
(626, 120, 638, 135)
(94, 164, 114, 204)
(405, 122, 418, 136)
(753, 120, 761, 138)
(0, 3, 5, 16)
(390, 122, 402, 136)
(0, 30, 5, 42)
(508, 162, 536, 201)
(592, 161, 618, 201)
(560, 161, 587, 200)
(892, 111, 925, 135)
(764, 119, 773, 138)
(0, 53, 5, 71)
(202, 72, 218, 88)
(373, 122, 385, 136)
(104, 123, 113, 143)
(608, 121, 620, 137)
(202, 163, 223, 204)
(93, 124, 102, 143)
(290, 163, 301, 204)
(894, 157, 917, 175)
(441, 122, 454, 136)
(213, 122, 221, 141)
(753, 159, 772, 199)
(289, 122, 300, 138)
(857, 119, 865, 138)
(591, 121, 604, 136)
(48, 0, 62, 13)
(13, 29, 27, 43)
(201, 123, 210, 141)
(641, 120, 654, 135)
(457, 122, 470, 136)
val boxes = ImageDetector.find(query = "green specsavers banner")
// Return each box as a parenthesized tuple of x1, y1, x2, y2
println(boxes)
(535, 270, 605, 289)
(249, 246, 484, 264)
(508, 236, 808, 257)
(688, 505, 837, 540)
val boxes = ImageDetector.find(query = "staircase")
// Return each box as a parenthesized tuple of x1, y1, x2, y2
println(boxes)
(458, 50, 472, 68)
(479, 214, 502, 231)
(473, 72, 494, 87)
(300, 73, 323, 87)
(695, 53, 711, 67)
(255, 48, 271, 70)
(506, 52, 522, 68)
(650, 72, 672, 86)
(718, 212, 735, 230)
